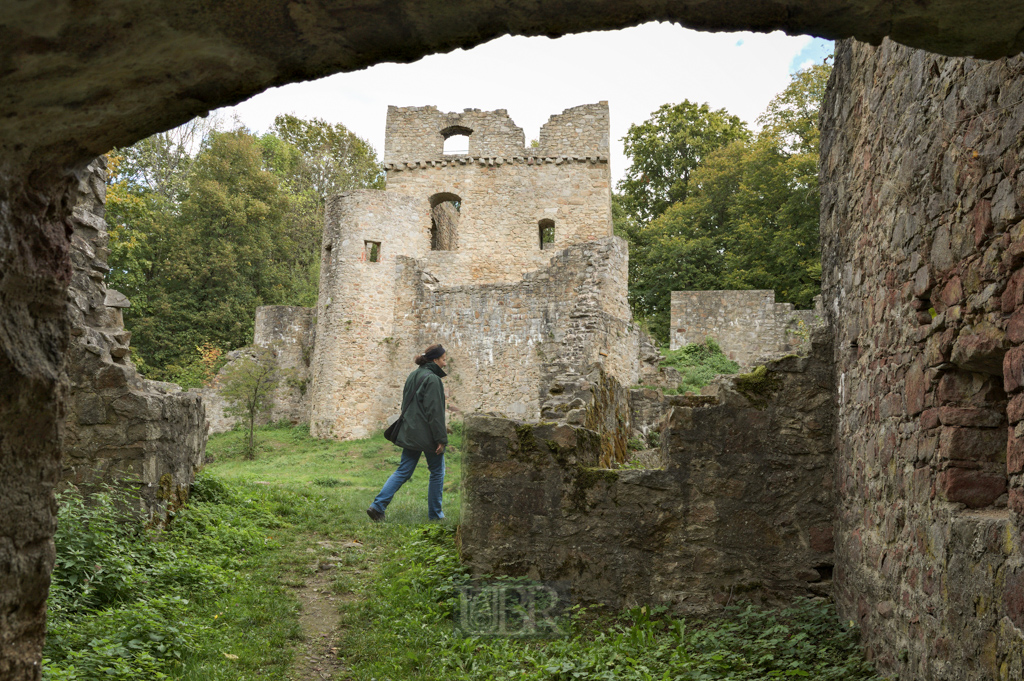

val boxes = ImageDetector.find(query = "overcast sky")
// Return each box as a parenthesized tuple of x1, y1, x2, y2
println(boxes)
(217, 23, 832, 185)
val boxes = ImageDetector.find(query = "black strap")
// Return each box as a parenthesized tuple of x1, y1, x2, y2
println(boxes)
(401, 369, 430, 417)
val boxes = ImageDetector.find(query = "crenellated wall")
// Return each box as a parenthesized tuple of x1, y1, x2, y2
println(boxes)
(308, 104, 638, 441)
(821, 38, 1024, 680)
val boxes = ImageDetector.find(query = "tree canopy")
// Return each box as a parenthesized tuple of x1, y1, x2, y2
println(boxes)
(618, 62, 832, 343)
(618, 101, 749, 225)
(105, 116, 383, 385)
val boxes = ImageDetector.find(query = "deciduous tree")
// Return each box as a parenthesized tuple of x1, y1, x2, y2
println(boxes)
(105, 116, 383, 383)
(220, 346, 282, 459)
(618, 101, 748, 224)
(622, 63, 831, 343)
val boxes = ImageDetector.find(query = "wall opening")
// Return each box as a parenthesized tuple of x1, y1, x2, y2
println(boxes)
(539, 219, 555, 250)
(441, 125, 472, 155)
(364, 241, 381, 263)
(429, 192, 461, 251)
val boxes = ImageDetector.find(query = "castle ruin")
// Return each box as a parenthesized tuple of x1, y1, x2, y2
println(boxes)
(213, 103, 667, 464)
(4, 1, 1024, 678)
(671, 290, 823, 368)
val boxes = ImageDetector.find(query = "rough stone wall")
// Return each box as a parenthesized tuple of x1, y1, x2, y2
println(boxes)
(385, 158, 612, 285)
(536, 102, 610, 157)
(671, 290, 822, 368)
(381, 104, 612, 285)
(309, 190, 429, 439)
(200, 305, 315, 434)
(0, 162, 78, 681)
(313, 233, 650, 443)
(311, 105, 628, 440)
(385, 106, 526, 160)
(821, 39, 1024, 679)
(62, 159, 207, 521)
(461, 334, 836, 612)
(252, 305, 314, 424)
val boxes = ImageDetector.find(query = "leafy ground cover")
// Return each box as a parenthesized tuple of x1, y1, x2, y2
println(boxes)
(45, 422, 882, 680)
(655, 339, 740, 395)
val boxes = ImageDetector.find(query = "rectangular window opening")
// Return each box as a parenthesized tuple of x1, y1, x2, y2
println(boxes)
(364, 241, 381, 263)
(539, 220, 555, 250)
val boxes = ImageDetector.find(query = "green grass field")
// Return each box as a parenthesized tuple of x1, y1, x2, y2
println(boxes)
(44, 422, 883, 681)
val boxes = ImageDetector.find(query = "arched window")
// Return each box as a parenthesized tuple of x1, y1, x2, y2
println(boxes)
(539, 219, 555, 250)
(429, 192, 462, 251)
(441, 126, 472, 155)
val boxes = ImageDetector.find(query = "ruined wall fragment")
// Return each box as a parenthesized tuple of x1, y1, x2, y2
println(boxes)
(821, 38, 1024, 679)
(671, 290, 823, 368)
(461, 334, 835, 611)
(200, 305, 315, 434)
(62, 159, 206, 521)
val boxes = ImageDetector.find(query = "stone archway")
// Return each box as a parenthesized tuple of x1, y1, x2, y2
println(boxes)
(3, 1, 1024, 678)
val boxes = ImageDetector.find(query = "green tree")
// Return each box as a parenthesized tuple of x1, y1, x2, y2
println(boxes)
(220, 346, 281, 459)
(269, 113, 384, 203)
(105, 115, 383, 381)
(618, 100, 748, 224)
(625, 63, 831, 343)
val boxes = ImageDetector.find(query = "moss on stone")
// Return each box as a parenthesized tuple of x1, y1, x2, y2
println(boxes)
(575, 466, 619, 489)
(515, 423, 537, 452)
(569, 465, 619, 511)
(733, 365, 783, 407)
(545, 440, 572, 467)
(156, 473, 174, 501)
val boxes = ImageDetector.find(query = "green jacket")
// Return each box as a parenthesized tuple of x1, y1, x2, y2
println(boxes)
(394, 363, 448, 452)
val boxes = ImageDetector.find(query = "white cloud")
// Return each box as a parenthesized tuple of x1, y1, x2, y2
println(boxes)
(218, 23, 815, 185)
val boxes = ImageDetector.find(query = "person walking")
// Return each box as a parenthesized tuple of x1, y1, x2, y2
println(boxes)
(367, 344, 448, 522)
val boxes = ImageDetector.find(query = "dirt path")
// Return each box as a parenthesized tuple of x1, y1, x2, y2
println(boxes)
(288, 539, 364, 681)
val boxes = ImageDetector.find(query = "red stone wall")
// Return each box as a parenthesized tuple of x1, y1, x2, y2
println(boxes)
(821, 38, 1024, 679)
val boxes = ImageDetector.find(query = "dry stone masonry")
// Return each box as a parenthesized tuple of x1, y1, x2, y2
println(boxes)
(821, 38, 1024, 680)
(63, 159, 206, 521)
(671, 290, 823, 368)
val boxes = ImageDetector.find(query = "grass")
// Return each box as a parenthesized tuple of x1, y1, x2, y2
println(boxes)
(44, 422, 462, 680)
(45, 420, 883, 680)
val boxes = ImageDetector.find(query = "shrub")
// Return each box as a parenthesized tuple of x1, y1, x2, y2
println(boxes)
(659, 338, 740, 394)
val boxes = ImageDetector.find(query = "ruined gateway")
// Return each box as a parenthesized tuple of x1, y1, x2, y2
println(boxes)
(4, 0, 1024, 678)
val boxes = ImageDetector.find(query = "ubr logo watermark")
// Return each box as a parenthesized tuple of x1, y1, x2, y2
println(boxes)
(456, 580, 570, 637)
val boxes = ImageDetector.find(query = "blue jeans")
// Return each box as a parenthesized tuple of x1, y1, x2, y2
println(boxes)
(370, 448, 445, 520)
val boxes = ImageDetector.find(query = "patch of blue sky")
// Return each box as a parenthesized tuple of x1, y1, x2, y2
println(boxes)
(790, 37, 834, 73)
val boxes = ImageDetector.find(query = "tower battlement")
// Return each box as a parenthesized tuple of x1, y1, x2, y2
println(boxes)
(383, 102, 609, 164)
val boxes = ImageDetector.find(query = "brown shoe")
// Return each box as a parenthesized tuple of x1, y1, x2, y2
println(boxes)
(366, 507, 385, 522)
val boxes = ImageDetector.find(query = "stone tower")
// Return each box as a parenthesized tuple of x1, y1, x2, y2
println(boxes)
(307, 103, 649, 440)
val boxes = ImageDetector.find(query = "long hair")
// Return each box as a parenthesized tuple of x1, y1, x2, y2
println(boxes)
(414, 343, 444, 366)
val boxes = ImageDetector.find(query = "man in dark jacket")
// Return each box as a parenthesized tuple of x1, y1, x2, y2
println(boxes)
(367, 344, 448, 521)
